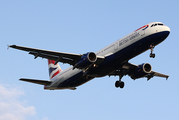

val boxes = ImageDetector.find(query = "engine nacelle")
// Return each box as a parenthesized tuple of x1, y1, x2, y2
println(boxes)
(73, 52, 97, 69)
(130, 63, 152, 80)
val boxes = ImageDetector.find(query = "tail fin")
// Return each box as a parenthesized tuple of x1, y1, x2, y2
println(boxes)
(48, 60, 62, 81)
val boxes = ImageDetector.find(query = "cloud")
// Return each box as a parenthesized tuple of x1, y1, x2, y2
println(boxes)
(0, 84, 36, 120)
(41, 117, 49, 120)
(0, 84, 23, 99)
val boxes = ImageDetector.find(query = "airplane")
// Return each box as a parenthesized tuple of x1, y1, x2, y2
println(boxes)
(9, 22, 170, 90)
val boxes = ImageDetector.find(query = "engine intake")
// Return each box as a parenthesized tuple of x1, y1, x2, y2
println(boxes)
(130, 63, 152, 80)
(73, 52, 97, 69)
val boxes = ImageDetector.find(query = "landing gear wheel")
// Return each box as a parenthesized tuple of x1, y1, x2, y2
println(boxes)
(119, 81, 124, 88)
(115, 81, 125, 88)
(115, 81, 120, 88)
(149, 45, 155, 58)
(150, 53, 155, 58)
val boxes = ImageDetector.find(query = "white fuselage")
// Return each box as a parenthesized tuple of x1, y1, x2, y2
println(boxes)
(45, 22, 170, 90)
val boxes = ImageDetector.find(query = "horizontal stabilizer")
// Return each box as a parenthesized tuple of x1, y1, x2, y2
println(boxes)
(20, 78, 52, 85)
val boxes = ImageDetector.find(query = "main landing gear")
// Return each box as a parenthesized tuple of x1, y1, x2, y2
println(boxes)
(115, 81, 125, 88)
(115, 70, 125, 89)
(149, 45, 155, 58)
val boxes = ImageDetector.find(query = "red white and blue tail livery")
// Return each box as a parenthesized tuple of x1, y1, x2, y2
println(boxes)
(9, 22, 170, 90)
(48, 60, 62, 81)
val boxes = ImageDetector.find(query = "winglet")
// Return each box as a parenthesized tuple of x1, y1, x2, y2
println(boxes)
(9, 45, 16, 48)
(7, 45, 10, 50)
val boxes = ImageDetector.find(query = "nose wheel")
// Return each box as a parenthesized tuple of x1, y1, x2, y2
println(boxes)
(150, 53, 155, 58)
(149, 45, 155, 58)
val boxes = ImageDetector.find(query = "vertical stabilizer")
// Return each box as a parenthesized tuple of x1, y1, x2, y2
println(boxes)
(48, 60, 62, 81)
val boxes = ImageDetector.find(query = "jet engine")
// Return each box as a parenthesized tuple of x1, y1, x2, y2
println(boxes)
(73, 52, 97, 69)
(130, 63, 152, 80)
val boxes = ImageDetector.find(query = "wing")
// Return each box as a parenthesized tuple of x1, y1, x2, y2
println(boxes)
(10, 45, 81, 65)
(109, 62, 169, 80)
(20, 78, 52, 85)
(9, 45, 104, 66)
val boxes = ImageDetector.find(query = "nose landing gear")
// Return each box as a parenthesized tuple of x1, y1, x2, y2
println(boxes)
(149, 45, 155, 58)
(150, 53, 155, 58)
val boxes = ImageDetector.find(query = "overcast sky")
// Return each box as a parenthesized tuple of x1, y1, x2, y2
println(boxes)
(0, 0, 179, 120)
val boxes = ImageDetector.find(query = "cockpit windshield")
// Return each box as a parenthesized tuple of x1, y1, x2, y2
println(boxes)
(151, 23, 164, 27)
(158, 23, 164, 26)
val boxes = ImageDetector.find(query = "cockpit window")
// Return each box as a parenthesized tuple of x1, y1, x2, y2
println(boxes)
(151, 23, 164, 27)
(151, 24, 157, 27)
(158, 23, 164, 26)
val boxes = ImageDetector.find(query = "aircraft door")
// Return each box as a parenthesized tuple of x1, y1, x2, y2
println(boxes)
(141, 30, 145, 36)
(114, 42, 118, 50)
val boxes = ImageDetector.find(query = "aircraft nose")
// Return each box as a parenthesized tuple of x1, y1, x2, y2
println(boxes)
(165, 26, 170, 32)
(163, 26, 170, 37)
